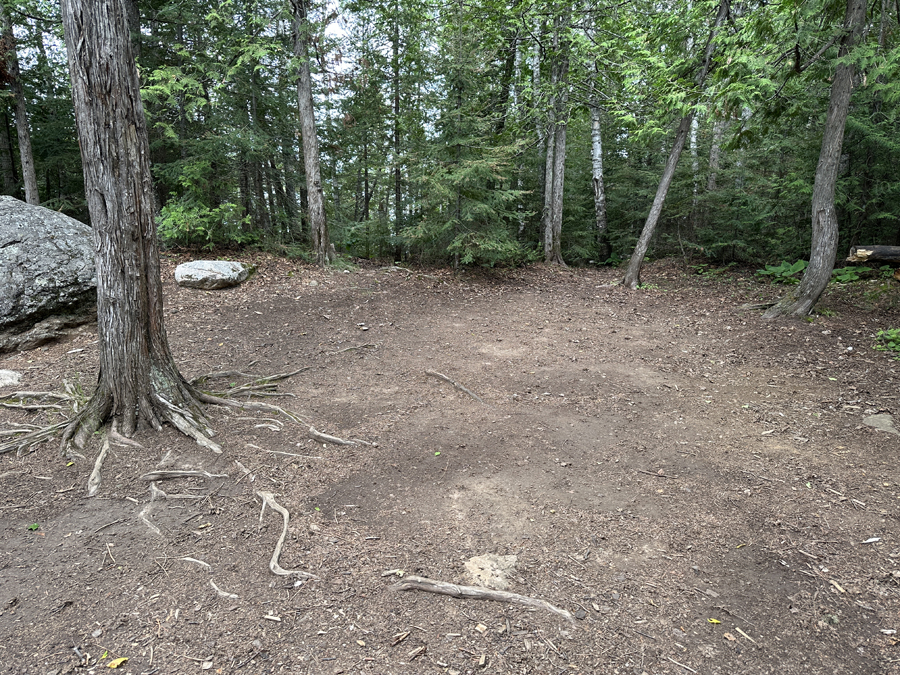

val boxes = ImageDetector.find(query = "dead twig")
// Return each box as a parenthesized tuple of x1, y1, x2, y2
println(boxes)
(666, 656, 697, 673)
(390, 574, 575, 624)
(637, 469, 676, 479)
(425, 370, 485, 404)
(331, 343, 377, 355)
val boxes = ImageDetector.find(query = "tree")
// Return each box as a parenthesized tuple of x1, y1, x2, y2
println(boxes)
(291, 0, 333, 265)
(623, 0, 730, 289)
(0, 2, 39, 204)
(59, 0, 219, 449)
(763, 0, 867, 318)
(542, 8, 571, 265)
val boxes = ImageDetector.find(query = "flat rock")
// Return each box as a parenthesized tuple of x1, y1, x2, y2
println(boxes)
(175, 260, 253, 290)
(0, 370, 21, 388)
(464, 554, 518, 591)
(0, 196, 96, 352)
(862, 413, 899, 436)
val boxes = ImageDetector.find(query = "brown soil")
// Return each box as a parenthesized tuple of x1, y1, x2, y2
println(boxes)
(1, 256, 899, 675)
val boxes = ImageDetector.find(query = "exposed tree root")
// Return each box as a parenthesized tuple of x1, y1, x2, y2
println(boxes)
(140, 469, 229, 481)
(425, 369, 485, 404)
(390, 574, 576, 624)
(1, 366, 311, 464)
(308, 426, 355, 446)
(86, 437, 111, 496)
(257, 490, 319, 580)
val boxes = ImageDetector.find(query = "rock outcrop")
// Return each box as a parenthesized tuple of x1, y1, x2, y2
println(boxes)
(0, 196, 96, 352)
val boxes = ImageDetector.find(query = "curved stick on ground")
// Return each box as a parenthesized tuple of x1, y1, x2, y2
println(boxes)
(425, 370, 485, 404)
(87, 438, 111, 497)
(256, 491, 319, 580)
(308, 426, 356, 446)
(210, 579, 239, 599)
(390, 574, 576, 624)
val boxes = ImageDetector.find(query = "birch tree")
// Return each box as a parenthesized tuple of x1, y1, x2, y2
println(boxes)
(291, 0, 333, 265)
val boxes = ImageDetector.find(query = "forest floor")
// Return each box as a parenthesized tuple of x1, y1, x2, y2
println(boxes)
(1, 255, 900, 675)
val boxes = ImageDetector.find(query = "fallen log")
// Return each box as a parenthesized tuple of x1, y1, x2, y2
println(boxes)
(846, 245, 900, 264)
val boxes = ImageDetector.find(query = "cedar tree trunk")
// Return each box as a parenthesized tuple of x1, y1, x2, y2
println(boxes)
(763, 0, 866, 318)
(60, 0, 217, 450)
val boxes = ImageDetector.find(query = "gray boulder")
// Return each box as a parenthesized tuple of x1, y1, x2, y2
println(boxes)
(0, 196, 96, 352)
(174, 260, 253, 290)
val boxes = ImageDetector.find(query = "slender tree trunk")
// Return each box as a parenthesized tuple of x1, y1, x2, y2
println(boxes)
(392, 5, 402, 238)
(589, 104, 608, 245)
(0, 6, 39, 204)
(623, 0, 729, 288)
(623, 114, 694, 287)
(291, 0, 332, 265)
(706, 116, 726, 192)
(0, 109, 16, 194)
(60, 0, 217, 450)
(763, 0, 866, 318)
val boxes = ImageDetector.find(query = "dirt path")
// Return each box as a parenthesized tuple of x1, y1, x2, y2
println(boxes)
(1, 257, 898, 675)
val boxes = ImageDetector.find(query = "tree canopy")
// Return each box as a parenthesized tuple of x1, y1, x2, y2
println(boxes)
(1, 0, 898, 289)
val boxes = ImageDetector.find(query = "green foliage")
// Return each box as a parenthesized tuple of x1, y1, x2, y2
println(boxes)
(831, 266, 872, 283)
(874, 328, 900, 356)
(755, 260, 808, 283)
(158, 198, 253, 249)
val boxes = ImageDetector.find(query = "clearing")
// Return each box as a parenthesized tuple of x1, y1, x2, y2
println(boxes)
(1, 256, 899, 675)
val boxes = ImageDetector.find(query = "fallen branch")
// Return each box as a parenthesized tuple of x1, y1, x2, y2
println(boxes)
(390, 574, 575, 624)
(425, 370, 485, 404)
(308, 426, 356, 446)
(256, 491, 319, 579)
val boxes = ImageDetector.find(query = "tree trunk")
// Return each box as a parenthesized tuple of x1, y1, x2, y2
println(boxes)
(706, 116, 726, 192)
(60, 0, 217, 450)
(0, 6, 39, 205)
(763, 0, 866, 319)
(589, 104, 608, 245)
(622, 113, 694, 288)
(291, 0, 332, 266)
(0, 110, 16, 194)
(622, 0, 729, 289)
(543, 11, 569, 265)
(392, 5, 403, 238)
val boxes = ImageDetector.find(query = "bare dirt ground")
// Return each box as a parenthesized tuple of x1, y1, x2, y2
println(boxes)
(1, 255, 899, 675)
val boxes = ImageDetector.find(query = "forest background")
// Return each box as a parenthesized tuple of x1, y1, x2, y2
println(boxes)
(1, 0, 898, 276)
